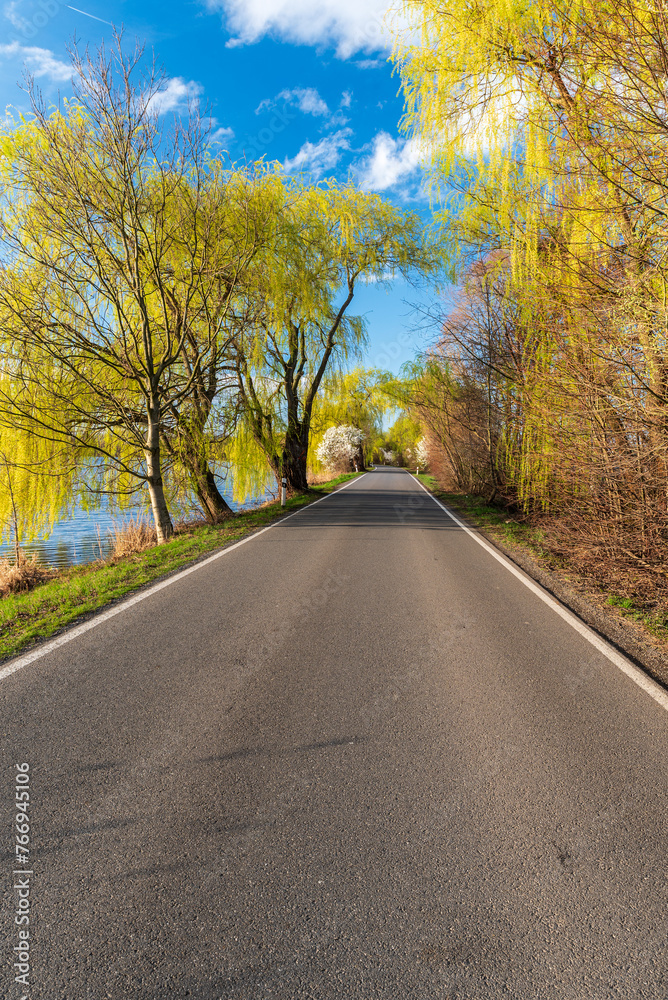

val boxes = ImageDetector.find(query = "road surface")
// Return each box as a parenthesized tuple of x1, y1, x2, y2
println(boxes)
(2, 468, 667, 998)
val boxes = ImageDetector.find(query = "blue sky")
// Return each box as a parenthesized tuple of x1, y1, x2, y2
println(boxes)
(0, 0, 439, 372)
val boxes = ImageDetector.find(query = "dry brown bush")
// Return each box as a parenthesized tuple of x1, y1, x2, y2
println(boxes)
(109, 518, 157, 558)
(421, 428, 461, 490)
(535, 515, 668, 603)
(0, 553, 56, 597)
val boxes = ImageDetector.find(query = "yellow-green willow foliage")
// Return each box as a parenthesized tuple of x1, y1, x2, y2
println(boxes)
(383, 413, 424, 466)
(391, 0, 667, 287)
(225, 421, 276, 505)
(230, 179, 438, 493)
(0, 41, 273, 540)
(0, 426, 76, 554)
(391, 0, 668, 553)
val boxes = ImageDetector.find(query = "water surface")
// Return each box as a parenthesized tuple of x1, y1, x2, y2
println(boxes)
(1, 473, 277, 569)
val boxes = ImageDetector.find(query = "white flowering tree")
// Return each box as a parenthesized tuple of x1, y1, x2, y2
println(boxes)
(413, 437, 429, 471)
(316, 425, 366, 473)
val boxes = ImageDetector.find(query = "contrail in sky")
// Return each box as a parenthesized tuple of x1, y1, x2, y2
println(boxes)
(66, 5, 113, 26)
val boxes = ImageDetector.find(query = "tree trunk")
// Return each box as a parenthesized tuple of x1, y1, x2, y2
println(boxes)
(179, 424, 235, 522)
(146, 407, 174, 543)
(282, 423, 310, 493)
(352, 443, 365, 472)
(147, 475, 174, 544)
(161, 409, 235, 524)
(191, 458, 234, 523)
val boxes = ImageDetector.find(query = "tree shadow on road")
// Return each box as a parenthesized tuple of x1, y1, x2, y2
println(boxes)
(284, 487, 461, 530)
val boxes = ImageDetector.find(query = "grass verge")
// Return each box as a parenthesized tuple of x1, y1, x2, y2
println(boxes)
(414, 473, 668, 655)
(0, 471, 363, 664)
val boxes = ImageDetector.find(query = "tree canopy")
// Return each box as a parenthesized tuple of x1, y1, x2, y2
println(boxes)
(0, 37, 440, 548)
(228, 180, 439, 493)
(390, 0, 668, 562)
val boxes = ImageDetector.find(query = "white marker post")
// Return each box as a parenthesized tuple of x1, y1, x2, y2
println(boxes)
(281, 477, 287, 506)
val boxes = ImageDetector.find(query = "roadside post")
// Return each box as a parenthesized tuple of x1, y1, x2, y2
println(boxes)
(281, 477, 287, 506)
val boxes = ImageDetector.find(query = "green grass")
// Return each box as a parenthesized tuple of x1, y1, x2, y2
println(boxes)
(0, 471, 363, 663)
(607, 593, 636, 611)
(602, 593, 668, 637)
(604, 592, 668, 638)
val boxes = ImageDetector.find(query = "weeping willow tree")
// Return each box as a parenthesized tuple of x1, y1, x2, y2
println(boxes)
(150, 166, 283, 523)
(0, 38, 269, 540)
(229, 179, 438, 494)
(390, 0, 668, 548)
(0, 427, 77, 561)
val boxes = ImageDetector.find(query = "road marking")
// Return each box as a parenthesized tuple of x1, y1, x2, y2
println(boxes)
(410, 473, 668, 714)
(0, 473, 369, 682)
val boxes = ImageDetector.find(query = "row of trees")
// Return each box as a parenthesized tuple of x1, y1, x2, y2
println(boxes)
(0, 39, 436, 546)
(391, 0, 668, 562)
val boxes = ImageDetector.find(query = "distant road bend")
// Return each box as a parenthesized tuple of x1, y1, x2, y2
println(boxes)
(2, 468, 667, 998)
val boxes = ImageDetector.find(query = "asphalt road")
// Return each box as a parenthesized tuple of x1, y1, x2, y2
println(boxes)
(2, 468, 668, 999)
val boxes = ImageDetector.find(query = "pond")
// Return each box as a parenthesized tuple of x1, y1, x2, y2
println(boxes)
(0, 471, 278, 570)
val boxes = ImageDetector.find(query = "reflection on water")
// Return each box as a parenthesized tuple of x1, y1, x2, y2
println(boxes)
(0, 475, 277, 570)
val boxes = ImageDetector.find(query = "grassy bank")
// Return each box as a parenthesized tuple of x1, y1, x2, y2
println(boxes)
(0, 472, 362, 664)
(415, 473, 668, 650)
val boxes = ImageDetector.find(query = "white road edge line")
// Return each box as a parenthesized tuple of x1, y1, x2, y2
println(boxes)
(0, 473, 369, 682)
(410, 472, 668, 714)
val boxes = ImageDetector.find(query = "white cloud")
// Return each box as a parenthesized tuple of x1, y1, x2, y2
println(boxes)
(258, 86, 329, 117)
(209, 125, 234, 144)
(283, 128, 352, 175)
(325, 91, 353, 126)
(202, 115, 234, 144)
(0, 42, 72, 81)
(290, 87, 329, 116)
(355, 130, 425, 191)
(206, 0, 394, 58)
(355, 58, 384, 69)
(361, 269, 400, 283)
(3, 1, 29, 31)
(327, 109, 349, 128)
(146, 77, 203, 115)
(256, 87, 354, 131)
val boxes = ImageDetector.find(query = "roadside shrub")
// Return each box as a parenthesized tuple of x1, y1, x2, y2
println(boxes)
(0, 553, 55, 597)
(109, 518, 157, 558)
